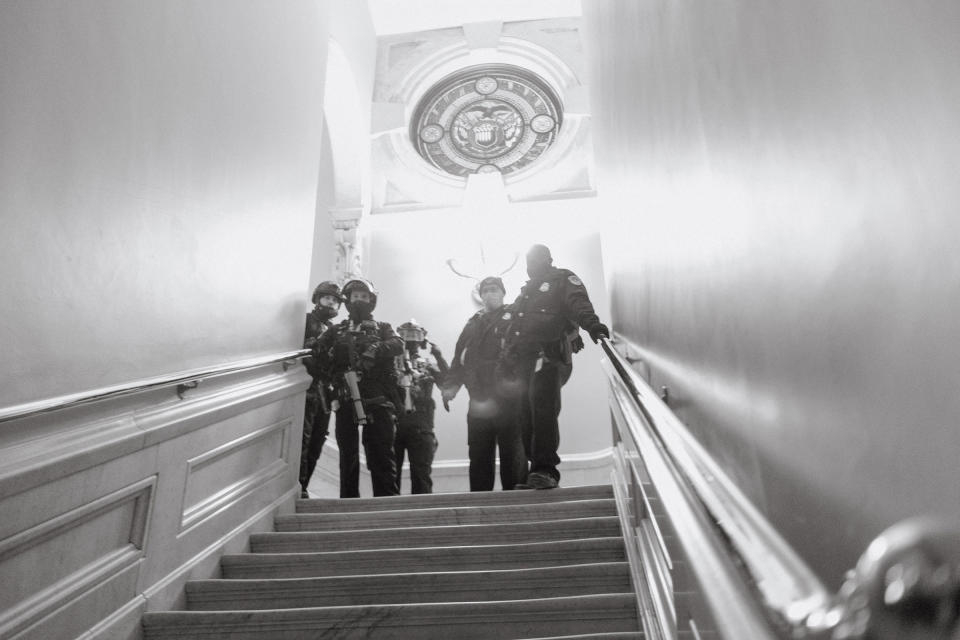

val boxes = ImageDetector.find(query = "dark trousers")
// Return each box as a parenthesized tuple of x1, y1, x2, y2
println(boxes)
(467, 394, 527, 491)
(394, 420, 438, 494)
(518, 358, 564, 482)
(299, 396, 330, 492)
(334, 405, 398, 498)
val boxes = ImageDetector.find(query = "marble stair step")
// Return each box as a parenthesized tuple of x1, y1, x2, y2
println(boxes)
(274, 498, 616, 532)
(521, 634, 644, 640)
(297, 484, 614, 513)
(187, 562, 631, 610)
(222, 537, 626, 579)
(524, 632, 707, 639)
(251, 516, 621, 552)
(142, 593, 639, 640)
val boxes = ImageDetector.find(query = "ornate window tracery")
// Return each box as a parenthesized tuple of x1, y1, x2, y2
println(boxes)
(410, 64, 563, 177)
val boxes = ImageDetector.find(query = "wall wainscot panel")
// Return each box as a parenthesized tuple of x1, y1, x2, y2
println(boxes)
(180, 419, 290, 533)
(0, 364, 308, 640)
(0, 477, 153, 639)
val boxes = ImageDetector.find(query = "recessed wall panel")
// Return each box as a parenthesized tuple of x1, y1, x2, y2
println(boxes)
(180, 420, 289, 532)
(0, 478, 152, 638)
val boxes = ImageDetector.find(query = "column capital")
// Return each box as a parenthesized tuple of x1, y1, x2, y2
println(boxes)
(329, 206, 365, 231)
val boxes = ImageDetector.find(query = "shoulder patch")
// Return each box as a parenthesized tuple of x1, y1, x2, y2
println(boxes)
(539, 282, 551, 293)
(567, 275, 583, 287)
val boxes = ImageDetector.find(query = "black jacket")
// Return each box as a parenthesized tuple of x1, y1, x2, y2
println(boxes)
(314, 318, 404, 406)
(507, 266, 601, 357)
(399, 349, 449, 428)
(446, 305, 513, 398)
(302, 308, 334, 384)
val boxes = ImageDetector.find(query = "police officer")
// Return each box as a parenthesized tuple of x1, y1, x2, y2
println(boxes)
(502, 245, 609, 490)
(299, 281, 342, 498)
(394, 320, 449, 494)
(313, 278, 403, 497)
(443, 276, 528, 492)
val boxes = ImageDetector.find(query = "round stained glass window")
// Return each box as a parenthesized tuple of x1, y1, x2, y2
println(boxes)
(410, 65, 563, 177)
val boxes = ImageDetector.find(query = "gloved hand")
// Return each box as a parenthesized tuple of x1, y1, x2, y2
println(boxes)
(440, 386, 458, 412)
(359, 345, 377, 371)
(588, 323, 610, 344)
(429, 341, 442, 358)
(571, 334, 585, 354)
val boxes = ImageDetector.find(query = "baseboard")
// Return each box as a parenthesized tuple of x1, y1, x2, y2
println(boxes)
(73, 594, 146, 640)
(142, 487, 297, 612)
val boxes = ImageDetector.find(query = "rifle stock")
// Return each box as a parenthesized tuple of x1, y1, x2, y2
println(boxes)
(316, 383, 330, 415)
(341, 329, 369, 424)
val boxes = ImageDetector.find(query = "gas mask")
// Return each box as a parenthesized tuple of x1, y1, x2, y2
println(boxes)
(314, 295, 340, 321)
(398, 321, 427, 353)
(347, 300, 374, 321)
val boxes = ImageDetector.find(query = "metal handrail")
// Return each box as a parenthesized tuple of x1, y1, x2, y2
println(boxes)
(600, 335, 833, 638)
(0, 349, 311, 425)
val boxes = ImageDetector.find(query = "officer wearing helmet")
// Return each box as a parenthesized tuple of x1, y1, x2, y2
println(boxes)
(299, 280, 342, 498)
(393, 319, 449, 494)
(442, 276, 528, 492)
(501, 245, 609, 490)
(313, 278, 404, 497)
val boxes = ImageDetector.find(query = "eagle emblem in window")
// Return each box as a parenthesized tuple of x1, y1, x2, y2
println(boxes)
(411, 64, 562, 177)
(452, 100, 523, 158)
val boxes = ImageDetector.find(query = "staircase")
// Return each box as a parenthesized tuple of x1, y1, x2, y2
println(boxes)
(142, 484, 641, 639)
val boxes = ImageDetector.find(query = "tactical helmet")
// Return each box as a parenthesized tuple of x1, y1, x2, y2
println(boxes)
(476, 276, 506, 295)
(311, 280, 342, 305)
(397, 320, 427, 344)
(341, 278, 379, 311)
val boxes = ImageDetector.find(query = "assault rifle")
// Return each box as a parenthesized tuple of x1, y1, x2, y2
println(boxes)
(343, 331, 368, 425)
(398, 354, 415, 413)
(315, 382, 331, 415)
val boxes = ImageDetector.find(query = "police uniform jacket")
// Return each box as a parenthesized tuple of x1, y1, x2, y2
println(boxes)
(314, 318, 404, 407)
(446, 305, 512, 398)
(508, 266, 601, 360)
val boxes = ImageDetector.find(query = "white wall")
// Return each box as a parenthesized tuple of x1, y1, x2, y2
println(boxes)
(0, 0, 330, 408)
(308, 0, 377, 288)
(584, 0, 960, 588)
(0, 3, 332, 638)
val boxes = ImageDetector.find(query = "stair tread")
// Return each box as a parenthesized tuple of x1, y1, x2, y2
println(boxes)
(145, 482, 644, 639)
(297, 484, 614, 513)
(522, 635, 644, 640)
(187, 562, 632, 609)
(223, 537, 627, 579)
(143, 593, 639, 640)
(252, 515, 621, 552)
(275, 498, 617, 531)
